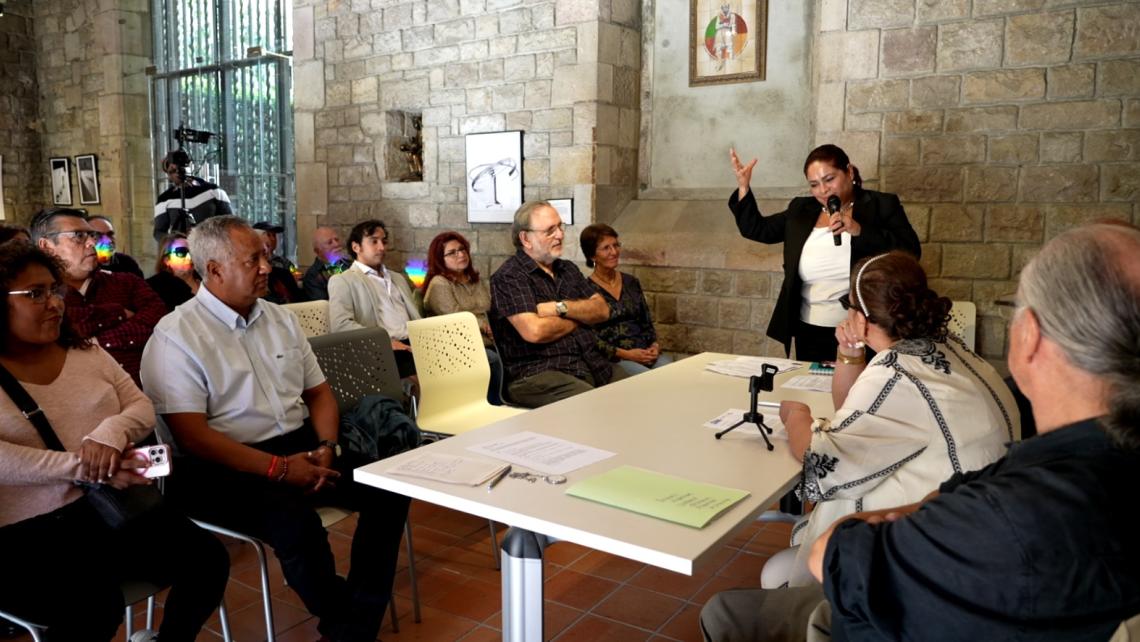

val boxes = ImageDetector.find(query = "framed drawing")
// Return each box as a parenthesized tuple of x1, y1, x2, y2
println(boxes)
(75, 154, 101, 205)
(549, 198, 574, 226)
(465, 131, 523, 224)
(50, 157, 72, 206)
(689, 0, 767, 86)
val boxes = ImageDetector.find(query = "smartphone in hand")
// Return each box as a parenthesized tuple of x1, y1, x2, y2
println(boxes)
(122, 444, 172, 479)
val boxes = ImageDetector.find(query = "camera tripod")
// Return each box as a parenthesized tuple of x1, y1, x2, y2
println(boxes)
(715, 366, 778, 451)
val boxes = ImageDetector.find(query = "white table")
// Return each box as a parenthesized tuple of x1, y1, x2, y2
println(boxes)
(355, 353, 832, 641)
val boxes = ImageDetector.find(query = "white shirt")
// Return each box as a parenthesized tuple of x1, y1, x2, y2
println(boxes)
(140, 284, 325, 444)
(352, 260, 412, 341)
(798, 226, 851, 326)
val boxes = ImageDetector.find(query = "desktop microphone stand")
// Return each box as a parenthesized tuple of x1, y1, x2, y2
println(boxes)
(715, 374, 775, 451)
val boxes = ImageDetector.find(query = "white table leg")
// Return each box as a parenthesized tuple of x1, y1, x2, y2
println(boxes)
(501, 528, 557, 641)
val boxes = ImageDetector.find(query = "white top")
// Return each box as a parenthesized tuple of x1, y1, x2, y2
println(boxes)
(798, 226, 851, 326)
(352, 260, 412, 340)
(355, 353, 833, 575)
(140, 285, 325, 445)
(785, 337, 1020, 586)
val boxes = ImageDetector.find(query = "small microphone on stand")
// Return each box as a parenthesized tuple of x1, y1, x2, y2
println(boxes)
(828, 195, 842, 246)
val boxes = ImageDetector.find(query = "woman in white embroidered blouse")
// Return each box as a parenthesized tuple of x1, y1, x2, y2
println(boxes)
(768, 251, 1020, 588)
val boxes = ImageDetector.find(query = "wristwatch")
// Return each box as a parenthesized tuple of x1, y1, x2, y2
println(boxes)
(555, 300, 569, 317)
(317, 439, 342, 457)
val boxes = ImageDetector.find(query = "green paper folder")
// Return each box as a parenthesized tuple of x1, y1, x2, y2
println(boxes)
(565, 465, 751, 529)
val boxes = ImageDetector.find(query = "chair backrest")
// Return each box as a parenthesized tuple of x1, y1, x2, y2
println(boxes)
(1111, 613, 1140, 642)
(283, 300, 330, 338)
(407, 312, 491, 419)
(309, 328, 404, 415)
(948, 300, 977, 351)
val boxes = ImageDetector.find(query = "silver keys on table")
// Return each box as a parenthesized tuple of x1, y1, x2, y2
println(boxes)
(507, 471, 568, 485)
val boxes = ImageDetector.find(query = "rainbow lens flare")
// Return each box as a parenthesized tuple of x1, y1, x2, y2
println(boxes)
(95, 238, 114, 264)
(166, 248, 193, 271)
(405, 259, 427, 289)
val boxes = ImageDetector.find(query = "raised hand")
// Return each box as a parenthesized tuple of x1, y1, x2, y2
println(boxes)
(729, 147, 758, 198)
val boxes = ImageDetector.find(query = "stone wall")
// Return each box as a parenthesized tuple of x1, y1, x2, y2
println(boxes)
(293, 0, 641, 270)
(32, 0, 153, 256)
(619, 0, 1140, 367)
(0, 1, 43, 224)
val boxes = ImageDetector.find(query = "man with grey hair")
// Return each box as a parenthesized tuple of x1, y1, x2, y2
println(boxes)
(140, 216, 410, 642)
(701, 221, 1140, 640)
(489, 201, 619, 407)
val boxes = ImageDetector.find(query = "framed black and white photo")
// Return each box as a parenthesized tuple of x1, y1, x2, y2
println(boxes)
(549, 198, 574, 226)
(465, 131, 523, 223)
(75, 154, 100, 205)
(50, 157, 72, 206)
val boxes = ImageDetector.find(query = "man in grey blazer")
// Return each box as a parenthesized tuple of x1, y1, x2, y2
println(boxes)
(328, 219, 422, 376)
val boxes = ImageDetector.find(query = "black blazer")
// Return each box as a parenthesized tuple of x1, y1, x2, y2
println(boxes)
(728, 187, 921, 355)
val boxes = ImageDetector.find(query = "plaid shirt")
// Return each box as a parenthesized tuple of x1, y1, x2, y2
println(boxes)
(489, 250, 612, 383)
(65, 270, 167, 386)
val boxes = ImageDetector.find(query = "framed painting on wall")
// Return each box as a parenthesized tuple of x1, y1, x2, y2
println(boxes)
(75, 154, 101, 205)
(689, 0, 768, 86)
(465, 131, 523, 224)
(549, 198, 574, 226)
(50, 157, 72, 206)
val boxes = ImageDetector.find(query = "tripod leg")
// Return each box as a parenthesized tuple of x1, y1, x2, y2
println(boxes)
(715, 419, 747, 439)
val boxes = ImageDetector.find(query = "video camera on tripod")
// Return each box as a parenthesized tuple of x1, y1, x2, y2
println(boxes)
(174, 125, 216, 146)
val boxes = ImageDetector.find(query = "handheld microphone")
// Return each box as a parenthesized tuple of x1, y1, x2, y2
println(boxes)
(827, 195, 842, 246)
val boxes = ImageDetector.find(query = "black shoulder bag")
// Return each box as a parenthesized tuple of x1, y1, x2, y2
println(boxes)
(0, 363, 162, 530)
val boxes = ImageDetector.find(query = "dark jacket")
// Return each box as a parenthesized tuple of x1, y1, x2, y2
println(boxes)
(728, 188, 921, 355)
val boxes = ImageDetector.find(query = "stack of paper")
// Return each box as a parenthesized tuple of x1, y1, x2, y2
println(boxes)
(467, 431, 615, 475)
(566, 466, 750, 529)
(389, 453, 510, 486)
(781, 374, 833, 393)
(705, 357, 803, 378)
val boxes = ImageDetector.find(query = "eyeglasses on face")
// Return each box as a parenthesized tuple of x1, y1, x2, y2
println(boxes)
(597, 241, 622, 253)
(443, 247, 469, 258)
(526, 222, 565, 239)
(46, 230, 99, 244)
(166, 247, 191, 258)
(838, 293, 875, 322)
(8, 284, 68, 305)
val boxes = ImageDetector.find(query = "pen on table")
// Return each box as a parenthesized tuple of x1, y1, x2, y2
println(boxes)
(487, 465, 512, 492)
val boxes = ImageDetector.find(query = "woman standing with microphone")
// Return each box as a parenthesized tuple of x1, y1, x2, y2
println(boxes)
(728, 144, 921, 362)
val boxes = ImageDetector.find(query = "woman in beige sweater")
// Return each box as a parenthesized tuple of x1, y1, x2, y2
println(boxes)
(422, 231, 504, 404)
(0, 243, 227, 642)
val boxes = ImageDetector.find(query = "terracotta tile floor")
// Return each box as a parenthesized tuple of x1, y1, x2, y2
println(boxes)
(9, 501, 791, 642)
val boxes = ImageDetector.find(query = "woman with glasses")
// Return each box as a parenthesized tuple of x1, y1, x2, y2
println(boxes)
(579, 224, 671, 376)
(0, 243, 228, 641)
(728, 144, 921, 362)
(759, 251, 1018, 589)
(147, 233, 201, 312)
(422, 231, 505, 404)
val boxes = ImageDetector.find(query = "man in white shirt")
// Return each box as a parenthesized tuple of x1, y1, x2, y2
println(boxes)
(140, 216, 409, 642)
(328, 219, 422, 376)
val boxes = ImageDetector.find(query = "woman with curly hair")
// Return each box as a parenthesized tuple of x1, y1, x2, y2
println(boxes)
(765, 251, 1020, 588)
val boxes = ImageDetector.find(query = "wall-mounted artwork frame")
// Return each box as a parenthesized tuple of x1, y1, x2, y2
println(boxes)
(50, 157, 72, 206)
(75, 154, 101, 205)
(689, 0, 768, 86)
(465, 130, 523, 224)
(549, 198, 574, 226)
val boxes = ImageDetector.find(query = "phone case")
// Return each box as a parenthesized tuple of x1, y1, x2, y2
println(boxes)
(123, 444, 173, 479)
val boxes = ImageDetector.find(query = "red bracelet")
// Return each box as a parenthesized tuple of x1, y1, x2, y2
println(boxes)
(266, 456, 279, 479)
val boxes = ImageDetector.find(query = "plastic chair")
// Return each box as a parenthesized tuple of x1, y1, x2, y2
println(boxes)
(407, 312, 527, 436)
(949, 301, 977, 351)
(282, 300, 330, 338)
(1111, 613, 1140, 641)
(308, 328, 423, 625)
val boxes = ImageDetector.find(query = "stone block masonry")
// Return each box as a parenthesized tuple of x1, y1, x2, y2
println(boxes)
(813, 0, 1140, 366)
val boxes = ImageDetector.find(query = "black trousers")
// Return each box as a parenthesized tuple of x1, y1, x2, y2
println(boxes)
(793, 320, 840, 363)
(0, 498, 229, 642)
(166, 425, 410, 642)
